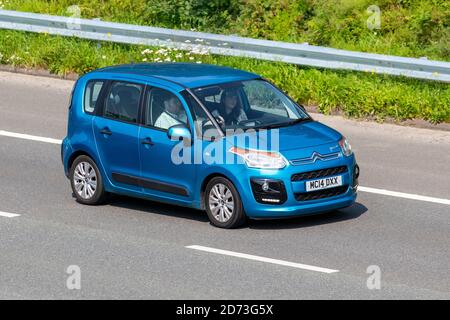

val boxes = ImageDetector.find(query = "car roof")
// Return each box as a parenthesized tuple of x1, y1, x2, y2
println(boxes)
(91, 63, 260, 89)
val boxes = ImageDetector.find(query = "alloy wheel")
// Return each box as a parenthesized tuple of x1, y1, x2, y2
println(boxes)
(208, 183, 235, 223)
(73, 161, 97, 200)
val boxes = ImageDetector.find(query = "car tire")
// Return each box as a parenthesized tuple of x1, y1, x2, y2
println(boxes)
(205, 177, 247, 229)
(70, 155, 107, 205)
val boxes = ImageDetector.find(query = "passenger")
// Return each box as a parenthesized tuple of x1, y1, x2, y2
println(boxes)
(155, 94, 187, 129)
(116, 89, 138, 122)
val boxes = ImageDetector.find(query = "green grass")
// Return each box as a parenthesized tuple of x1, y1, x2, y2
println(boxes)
(0, 1, 449, 123)
(2, 0, 449, 61)
(1, 30, 449, 123)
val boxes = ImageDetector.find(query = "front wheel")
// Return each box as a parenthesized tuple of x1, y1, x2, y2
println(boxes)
(205, 177, 247, 228)
(70, 155, 107, 205)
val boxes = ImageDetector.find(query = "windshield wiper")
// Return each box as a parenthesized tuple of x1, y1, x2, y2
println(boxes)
(256, 118, 311, 130)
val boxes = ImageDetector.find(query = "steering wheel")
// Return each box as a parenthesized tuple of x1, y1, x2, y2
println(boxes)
(236, 119, 262, 127)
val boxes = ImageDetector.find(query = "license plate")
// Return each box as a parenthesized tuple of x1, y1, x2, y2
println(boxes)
(306, 175, 342, 192)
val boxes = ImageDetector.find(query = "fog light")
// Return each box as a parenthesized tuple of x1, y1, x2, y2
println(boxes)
(250, 178, 287, 205)
(261, 198, 280, 203)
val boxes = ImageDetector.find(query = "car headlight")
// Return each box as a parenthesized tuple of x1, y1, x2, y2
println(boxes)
(229, 147, 287, 169)
(339, 137, 352, 157)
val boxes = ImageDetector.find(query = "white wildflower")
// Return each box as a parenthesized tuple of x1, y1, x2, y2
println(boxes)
(155, 48, 168, 55)
(141, 49, 153, 55)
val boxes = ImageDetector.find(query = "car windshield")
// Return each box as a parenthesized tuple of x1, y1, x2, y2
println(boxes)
(192, 79, 310, 131)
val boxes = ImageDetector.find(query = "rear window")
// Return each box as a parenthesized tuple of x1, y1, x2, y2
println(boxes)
(104, 81, 143, 124)
(84, 81, 105, 114)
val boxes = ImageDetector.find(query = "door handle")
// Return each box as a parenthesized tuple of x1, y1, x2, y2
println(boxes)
(100, 128, 112, 136)
(141, 137, 154, 146)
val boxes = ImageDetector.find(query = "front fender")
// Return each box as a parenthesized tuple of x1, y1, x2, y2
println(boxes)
(195, 163, 249, 211)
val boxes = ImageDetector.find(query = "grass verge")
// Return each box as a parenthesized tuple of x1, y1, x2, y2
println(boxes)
(0, 30, 449, 123)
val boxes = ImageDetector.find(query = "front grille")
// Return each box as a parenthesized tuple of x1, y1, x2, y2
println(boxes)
(290, 152, 340, 166)
(295, 185, 348, 201)
(291, 166, 348, 182)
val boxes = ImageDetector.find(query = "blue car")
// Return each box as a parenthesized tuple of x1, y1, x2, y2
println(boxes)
(62, 63, 359, 228)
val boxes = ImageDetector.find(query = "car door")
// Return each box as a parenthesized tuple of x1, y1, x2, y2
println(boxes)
(138, 86, 196, 202)
(93, 80, 144, 192)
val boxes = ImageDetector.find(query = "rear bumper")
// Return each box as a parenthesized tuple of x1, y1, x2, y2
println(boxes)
(61, 137, 73, 178)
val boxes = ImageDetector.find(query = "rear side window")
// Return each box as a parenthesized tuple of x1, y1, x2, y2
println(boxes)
(84, 81, 104, 114)
(104, 81, 143, 124)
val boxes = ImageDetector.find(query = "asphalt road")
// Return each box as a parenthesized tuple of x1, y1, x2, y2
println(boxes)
(0, 71, 449, 299)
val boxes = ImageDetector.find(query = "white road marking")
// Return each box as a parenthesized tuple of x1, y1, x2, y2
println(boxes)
(358, 186, 450, 205)
(1, 129, 450, 206)
(0, 130, 62, 145)
(186, 245, 339, 273)
(0, 211, 20, 218)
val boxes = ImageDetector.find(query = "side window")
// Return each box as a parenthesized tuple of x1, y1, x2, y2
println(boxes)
(84, 81, 104, 113)
(183, 91, 220, 140)
(144, 87, 188, 130)
(104, 81, 143, 123)
(204, 93, 221, 103)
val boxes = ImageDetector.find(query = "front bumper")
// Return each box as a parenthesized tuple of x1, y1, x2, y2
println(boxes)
(234, 154, 358, 219)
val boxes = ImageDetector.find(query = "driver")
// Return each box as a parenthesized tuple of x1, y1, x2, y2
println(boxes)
(155, 94, 187, 129)
(211, 88, 247, 126)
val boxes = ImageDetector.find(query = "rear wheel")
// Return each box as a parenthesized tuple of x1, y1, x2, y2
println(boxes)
(205, 177, 247, 228)
(70, 155, 107, 205)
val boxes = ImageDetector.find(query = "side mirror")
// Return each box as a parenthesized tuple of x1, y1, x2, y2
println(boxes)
(167, 124, 192, 146)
